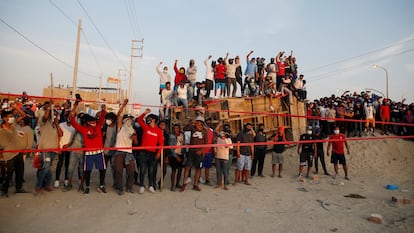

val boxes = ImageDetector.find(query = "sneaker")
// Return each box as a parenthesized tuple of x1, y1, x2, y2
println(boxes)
(179, 184, 187, 192)
(199, 177, 205, 184)
(185, 177, 192, 184)
(84, 187, 90, 195)
(192, 185, 201, 191)
(126, 188, 134, 194)
(78, 184, 84, 193)
(54, 180, 60, 188)
(97, 185, 107, 194)
(333, 173, 338, 179)
(64, 180, 69, 186)
(205, 180, 211, 186)
(259, 174, 265, 178)
(116, 189, 124, 195)
(2, 191, 9, 197)
(63, 184, 72, 192)
(297, 173, 303, 178)
(345, 176, 351, 180)
(44, 186, 53, 192)
(148, 186, 155, 193)
(15, 188, 28, 193)
(223, 186, 229, 191)
(139, 186, 145, 194)
(33, 188, 42, 196)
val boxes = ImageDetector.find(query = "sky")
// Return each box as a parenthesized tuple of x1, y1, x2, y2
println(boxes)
(1, 0, 413, 109)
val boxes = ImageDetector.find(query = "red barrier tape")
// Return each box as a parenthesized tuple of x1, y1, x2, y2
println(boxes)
(1, 135, 413, 155)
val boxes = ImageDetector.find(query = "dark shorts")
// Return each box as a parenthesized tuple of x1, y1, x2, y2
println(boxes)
(331, 153, 346, 165)
(169, 154, 184, 170)
(300, 152, 313, 167)
(186, 150, 203, 168)
(202, 152, 213, 168)
(84, 152, 106, 171)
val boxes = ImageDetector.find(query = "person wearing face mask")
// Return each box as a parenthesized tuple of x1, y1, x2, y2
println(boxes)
(0, 102, 27, 197)
(136, 109, 164, 194)
(113, 99, 137, 195)
(70, 99, 107, 195)
(297, 126, 316, 179)
(235, 122, 255, 185)
(156, 61, 172, 99)
(173, 59, 188, 93)
(327, 126, 350, 180)
(251, 123, 267, 178)
(34, 101, 63, 195)
(102, 112, 117, 187)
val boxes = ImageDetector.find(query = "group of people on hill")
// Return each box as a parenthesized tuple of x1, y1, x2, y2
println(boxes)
(157, 50, 307, 119)
(304, 91, 414, 138)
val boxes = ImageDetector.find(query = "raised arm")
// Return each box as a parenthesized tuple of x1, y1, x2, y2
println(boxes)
(156, 61, 163, 75)
(117, 99, 128, 131)
(246, 50, 254, 62)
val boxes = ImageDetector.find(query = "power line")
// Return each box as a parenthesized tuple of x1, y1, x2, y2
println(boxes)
(308, 47, 414, 82)
(49, 0, 77, 27)
(124, 0, 138, 39)
(49, 0, 103, 78)
(0, 17, 73, 69)
(0, 17, 100, 79)
(76, 0, 125, 68)
(129, 0, 143, 37)
(303, 37, 414, 73)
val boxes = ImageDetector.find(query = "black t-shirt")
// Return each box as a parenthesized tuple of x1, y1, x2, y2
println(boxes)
(273, 135, 285, 153)
(299, 133, 315, 153)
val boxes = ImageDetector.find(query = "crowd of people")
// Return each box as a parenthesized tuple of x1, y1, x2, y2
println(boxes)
(1, 50, 413, 198)
(304, 91, 414, 137)
(157, 50, 307, 119)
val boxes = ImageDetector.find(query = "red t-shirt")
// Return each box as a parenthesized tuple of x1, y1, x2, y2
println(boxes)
(215, 64, 227, 79)
(329, 133, 346, 154)
(174, 63, 188, 86)
(276, 61, 285, 76)
(137, 113, 164, 153)
(70, 111, 106, 150)
(380, 105, 391, 119)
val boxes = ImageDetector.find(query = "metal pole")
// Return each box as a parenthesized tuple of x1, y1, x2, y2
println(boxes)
(71, 19, 82, 101)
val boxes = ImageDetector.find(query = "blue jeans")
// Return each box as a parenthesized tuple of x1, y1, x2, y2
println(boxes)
(174, 97, 188, 116)
(36, 152, 58, 188)
(137, 150, 157, 187)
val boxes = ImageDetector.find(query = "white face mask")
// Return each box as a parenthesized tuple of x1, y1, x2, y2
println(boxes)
(105, 119, 112, 126)
(163, 70, 168, 74)
(8, 117, 15, 124)
(307, 130, 312, 135)
(334, 130, 340, 135)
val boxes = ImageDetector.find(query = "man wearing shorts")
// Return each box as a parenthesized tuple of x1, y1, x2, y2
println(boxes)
(70, 100, 107, 195)
(327, 127, 350, 180)
(297, 126, 316, 178)
(236, 123, 255, 185)
(271, 126, 286, 178)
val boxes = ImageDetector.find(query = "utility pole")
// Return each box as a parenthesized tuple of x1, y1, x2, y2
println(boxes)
(128, 39, 143, 113)
(71, 18, 82, 101)
(118, 68, 127, 103)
